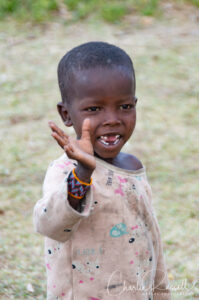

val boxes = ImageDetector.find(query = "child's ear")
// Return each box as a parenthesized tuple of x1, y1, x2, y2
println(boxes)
(57, 102, 73, 127)
(134, 97, 138, 105)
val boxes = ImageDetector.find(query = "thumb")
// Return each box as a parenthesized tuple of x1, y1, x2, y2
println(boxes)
(81, 118, 91, 141)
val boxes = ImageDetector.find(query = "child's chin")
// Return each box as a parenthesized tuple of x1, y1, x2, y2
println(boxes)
(94, 148, 121, 160)
(94, 138, 124, 159)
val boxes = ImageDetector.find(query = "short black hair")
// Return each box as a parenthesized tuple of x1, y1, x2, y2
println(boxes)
(57, 41, 135, 104)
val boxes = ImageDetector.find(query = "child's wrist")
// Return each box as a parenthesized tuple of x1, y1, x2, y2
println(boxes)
(75, 163, 94, 184)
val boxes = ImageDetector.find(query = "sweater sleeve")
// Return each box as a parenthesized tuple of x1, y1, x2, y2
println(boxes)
(142, 172, 153, 206)
(153, 229, 171, 300)
(143, 174, 171, 299)
(33, 155, 93, 242)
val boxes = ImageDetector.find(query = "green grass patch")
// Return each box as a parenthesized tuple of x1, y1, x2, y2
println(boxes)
(100, 2, 127, 23)
(0, 0, 161, 23)
(0, 0, 59, 22)
(0, 0, 199, 23)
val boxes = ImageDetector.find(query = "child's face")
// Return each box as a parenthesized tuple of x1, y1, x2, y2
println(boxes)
(58, 67, 137, 159)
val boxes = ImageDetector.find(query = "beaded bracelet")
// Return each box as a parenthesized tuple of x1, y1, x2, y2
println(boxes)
(67, 168, 92, 199)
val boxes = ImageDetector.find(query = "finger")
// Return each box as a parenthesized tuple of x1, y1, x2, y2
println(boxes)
(49, 121, 68, 139)
(48, 121, 59, 131)
(81, 118, 91, 141)
(64, 144, 74, 153)
(64, 145, 75, 159)
(49, 121, 64, 136)
(49, 122, 68, 144)
(51, 132, 66, 149)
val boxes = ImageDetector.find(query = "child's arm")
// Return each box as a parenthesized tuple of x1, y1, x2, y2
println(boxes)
(33, 119, 95, 242)
(153, 236, 171, 300)
(49, 119, 96, 210)
(143, 177, 171, 299)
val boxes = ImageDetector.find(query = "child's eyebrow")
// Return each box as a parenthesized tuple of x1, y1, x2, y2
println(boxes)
(78, 98, 101, 107)
(79, 95, 135, 106)
(117, 96, 136, 103)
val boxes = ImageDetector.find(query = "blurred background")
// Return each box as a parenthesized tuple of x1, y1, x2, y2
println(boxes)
(0, 0, 199, 299)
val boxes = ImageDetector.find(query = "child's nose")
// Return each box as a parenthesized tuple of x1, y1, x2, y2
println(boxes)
(102, 112, 121, 127)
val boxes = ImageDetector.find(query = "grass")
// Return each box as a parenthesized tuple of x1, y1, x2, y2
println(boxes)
(0, 0, 160, 23)
(0, 6, 199, 299)
(0, 0, 198, 23)
(2, 0, 199, 23)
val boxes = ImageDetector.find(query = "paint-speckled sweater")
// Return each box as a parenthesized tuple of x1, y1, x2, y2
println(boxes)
(33, 153, 171, 300)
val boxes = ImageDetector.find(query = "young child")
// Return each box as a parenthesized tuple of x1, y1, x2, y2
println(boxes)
(33, 42, 171, 300)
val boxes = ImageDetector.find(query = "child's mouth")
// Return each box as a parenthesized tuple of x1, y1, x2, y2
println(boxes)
(98, 134, 121, 146)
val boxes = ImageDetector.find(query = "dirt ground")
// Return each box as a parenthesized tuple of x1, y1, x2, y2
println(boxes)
(0, 1, 199, 299)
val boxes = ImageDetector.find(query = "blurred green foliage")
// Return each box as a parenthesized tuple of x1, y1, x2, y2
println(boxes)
(0, 0, 198, 23)
(0, 0, 58, 22)
(189, 0, 199, 6)
(100, 3, 127, 23)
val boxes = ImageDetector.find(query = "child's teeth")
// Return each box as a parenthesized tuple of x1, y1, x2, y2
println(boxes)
(101, 140, 109, 145)
(100, 135, 108, 141)
(99, 135, 120, 146)
(100, 135, 120, 140)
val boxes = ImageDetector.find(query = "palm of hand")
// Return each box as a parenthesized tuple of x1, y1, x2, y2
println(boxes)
(49, 119, 96, 170)
(66, 135, 95, 170)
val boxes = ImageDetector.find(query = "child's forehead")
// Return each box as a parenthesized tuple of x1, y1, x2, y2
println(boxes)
(68, 67, 135, 102)
(74, 65, 133, 78)
(73, 66, 135, 89)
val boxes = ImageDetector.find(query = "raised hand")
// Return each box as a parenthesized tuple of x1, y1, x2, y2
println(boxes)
(48, 119, 96, 171)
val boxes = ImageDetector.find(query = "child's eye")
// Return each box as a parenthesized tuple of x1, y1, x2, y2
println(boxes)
(120, 104, 134, 110)
(87, 107, 101, 112)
